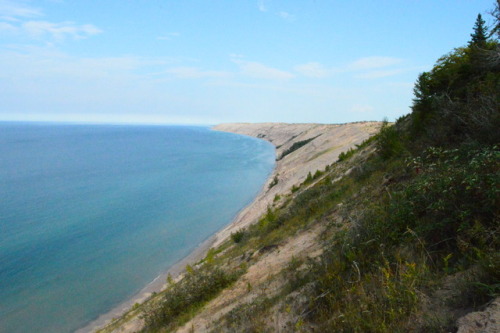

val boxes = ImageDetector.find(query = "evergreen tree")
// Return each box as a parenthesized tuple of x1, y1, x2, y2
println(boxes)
(469, 14, 488, 47)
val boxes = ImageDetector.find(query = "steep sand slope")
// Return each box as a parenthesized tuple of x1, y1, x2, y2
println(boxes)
(171, 121, 382, 332)
(211, 122, 381, 247)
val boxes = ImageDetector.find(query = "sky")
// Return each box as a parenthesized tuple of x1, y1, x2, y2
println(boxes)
(0, 0, 496, 125)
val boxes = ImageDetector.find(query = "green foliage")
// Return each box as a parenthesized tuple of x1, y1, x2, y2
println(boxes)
(205, 248, 216, 264)
(283, 256, 309, 292)
(313, 169, 323, 179)
(258, 206, 280, 231)
(278, 136, 319, 160)
(307, 227, 427, 332)
(451, 265, 500, 308)
(231, 230, 246, 244)
(304, 171, 313, 184)
(376, 121, 406, 160)
(385, 146, 499, 261)
(409, 20, 500, 149)
(217, 297, 273, 332)
(300, 146, 498, 331)
(268, 175, 279, 189)
(337, 148, 354, 161)
(141, 266, 238, 332)
(166, 273, 174, 286)
(470, 13, 488, 47)
(338, 132, 379, 162)
(146, 129, 496, 333)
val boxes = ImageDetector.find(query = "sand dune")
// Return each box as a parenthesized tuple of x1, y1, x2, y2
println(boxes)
(211, 122, 382, 247)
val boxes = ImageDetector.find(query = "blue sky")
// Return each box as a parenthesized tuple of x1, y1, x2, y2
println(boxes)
(0, 0, 495, 125)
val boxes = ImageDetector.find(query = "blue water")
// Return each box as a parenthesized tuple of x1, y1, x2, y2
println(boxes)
(0, 123, 275, 333)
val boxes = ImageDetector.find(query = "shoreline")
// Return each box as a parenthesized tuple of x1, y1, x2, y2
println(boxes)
(78, 130, 277, 333)
(76, 234, 219, 333)
(81, 122, 382, 332)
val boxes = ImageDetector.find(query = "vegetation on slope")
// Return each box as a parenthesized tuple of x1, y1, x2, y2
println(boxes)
(102, 4, 499, 332)
(278, 135, 320, 160)
(141, 265, 240, 332)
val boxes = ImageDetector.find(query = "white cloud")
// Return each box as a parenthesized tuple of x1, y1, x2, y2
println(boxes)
(157, 32, 180, 40)
(232, 59, 294, 80)
(22, 20, 101, 40)
(0, 0, 42, 21)
(294, 62, 330, 78)
(349, 56, 403, 71)
(0, 1, 101, 41)
(166, 66, 231, 79)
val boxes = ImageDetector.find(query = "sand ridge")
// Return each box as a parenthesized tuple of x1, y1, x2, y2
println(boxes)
(211, 122, 382, 247)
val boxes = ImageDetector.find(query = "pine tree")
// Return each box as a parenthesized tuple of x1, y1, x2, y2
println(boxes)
(469, 14, 488, 47)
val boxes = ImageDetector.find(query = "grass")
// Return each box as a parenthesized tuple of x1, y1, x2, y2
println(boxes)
(140, 265, 241, 332)
(212, 118, 498, 332)
(110, 122, 497, 332)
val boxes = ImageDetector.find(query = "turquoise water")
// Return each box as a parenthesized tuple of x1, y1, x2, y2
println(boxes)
(0, 123, 275, 333)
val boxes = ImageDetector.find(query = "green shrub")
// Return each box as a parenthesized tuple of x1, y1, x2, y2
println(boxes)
(304, 171, 313, 184)
(268, 175, 279, 189)
(231, 230, 246, 244)
(338, 148, 355, 161)
(386, 145, 499, 264)
(301, 142, 498, 331)
(376, 122, 405, 160)
(338, 134, 379, 162)
(409, 43, 500, 148)
(216, 297, 273, 332)
(141, 266, 238, 332)
(308, 227, 427, 332)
